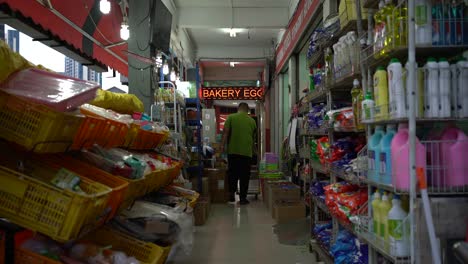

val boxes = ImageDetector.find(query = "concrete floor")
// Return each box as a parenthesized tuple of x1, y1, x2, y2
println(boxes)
(170, 199, 317, 264)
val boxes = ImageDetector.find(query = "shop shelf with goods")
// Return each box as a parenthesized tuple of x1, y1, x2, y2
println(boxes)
(185, 64, 204, 194)
(354, 0, 468, 261)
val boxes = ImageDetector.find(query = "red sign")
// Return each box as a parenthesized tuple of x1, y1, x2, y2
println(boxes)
(218, 114, 228, 131)
(275, 0, 320, 74)
(201, 87, 264, 100)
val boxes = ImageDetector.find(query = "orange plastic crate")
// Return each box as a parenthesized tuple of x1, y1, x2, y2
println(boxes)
(14, 230, 62, 264)
(37, 154, 129, 222)
(73, 116, 129, 150)
(125, 124, 169, 150)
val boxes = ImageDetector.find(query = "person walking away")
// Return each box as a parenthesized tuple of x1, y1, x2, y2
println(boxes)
(220, 102, 257, 205)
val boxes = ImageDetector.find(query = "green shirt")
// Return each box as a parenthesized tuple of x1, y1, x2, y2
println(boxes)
(225, 112, 256, 157)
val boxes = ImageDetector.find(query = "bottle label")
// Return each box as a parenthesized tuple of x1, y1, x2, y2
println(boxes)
(368, 150, 375, 171)
(373, 219, 379, 234)
(380, 152, 386, 174)
(415, 5, 427, 25)
(389, 219, 404, 240)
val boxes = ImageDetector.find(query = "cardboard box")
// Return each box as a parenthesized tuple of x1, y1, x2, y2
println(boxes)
(204, 168, 229, 203)
(265, 181, 299, 209)
(191, 177, 210, 196)
(273, 201, 306, 224)
(194, 196, 211, 226)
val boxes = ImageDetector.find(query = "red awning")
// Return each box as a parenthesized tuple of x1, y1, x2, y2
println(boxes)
(0, 0, 128, 76)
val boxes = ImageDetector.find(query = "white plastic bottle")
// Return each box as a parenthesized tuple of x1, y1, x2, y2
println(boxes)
(388, 195, 409, 257)
(362, 91, 375, 121)
(415, 0, 432, 45)
(425, 57, 439, 118)
(388, 58, 406, 118)
(458, 60, 468, 117)
(451, 62, 459, 117)
(405, 62, 424, 118)
(438, 58, 451, 118)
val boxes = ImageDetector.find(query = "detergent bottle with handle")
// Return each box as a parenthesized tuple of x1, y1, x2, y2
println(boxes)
(380, 192, 393, 243)
(440, 127, 468, 187)
(369, 126, 386, 182)
(391, 123, 427, 190)
(380, 124, 397, 185)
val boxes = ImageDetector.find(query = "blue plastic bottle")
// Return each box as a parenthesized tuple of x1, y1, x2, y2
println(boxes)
(368, 125, 385, 182)
(379, 124, 397, 185)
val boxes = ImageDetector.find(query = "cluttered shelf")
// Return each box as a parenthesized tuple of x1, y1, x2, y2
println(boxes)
(310, 238, 334, 264)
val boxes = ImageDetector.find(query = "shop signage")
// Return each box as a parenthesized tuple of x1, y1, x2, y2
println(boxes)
(201, 87, 264, 100)
(275, 0, 320, 74)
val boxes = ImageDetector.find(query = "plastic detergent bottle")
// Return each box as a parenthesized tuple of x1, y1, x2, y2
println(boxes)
(394, 2, 408, 47)
(374, 0, 386, 55)
(438, 58, 451, 118)
(415, 0, 432, 45)
(351, 79, 364, 130)
(369, 126, 385, 182)
(391, 123, 427, 190)
(383, 0, 396, 52)
(450, 62, 459, 117)
(372, 191, 382, 235)
(374, 66, 389, 119)
(424, 57, 439, 118)
(380, 192, 392, 241)
(309, 68, 315, 91)
(380, 124, 397, 185)
(440, 127, 468, 187)
(405, 62, 425, 117)
(388, 195, 410, 257)
(456, 59, 468, 117)
(362, 91, 375, 121)
(388, 58, 406, 118)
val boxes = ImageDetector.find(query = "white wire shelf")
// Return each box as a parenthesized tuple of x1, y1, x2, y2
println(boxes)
(305, 88, 328, 103)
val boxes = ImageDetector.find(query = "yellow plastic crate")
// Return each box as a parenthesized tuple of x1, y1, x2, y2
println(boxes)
(0, 92, 84, 153)
(83, 226, 171, 264)
(0, 166, 111, 242)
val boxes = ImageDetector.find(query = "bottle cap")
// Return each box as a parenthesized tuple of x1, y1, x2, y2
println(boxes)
(390, 58, 400, 64)
(365, 91, 373, 99)
(353, 79, 360, 87)
(427, 57, 437, 62)
(379, 0, 385, 9)
(439, 57, 448, 62)
(377, 66, 386, 71)
(374, 191, 381, 199)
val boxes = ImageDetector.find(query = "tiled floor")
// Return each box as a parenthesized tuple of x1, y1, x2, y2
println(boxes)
(170, 199, 317, 264)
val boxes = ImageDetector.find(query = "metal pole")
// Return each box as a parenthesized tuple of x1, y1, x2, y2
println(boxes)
(407, 0, 417, 261)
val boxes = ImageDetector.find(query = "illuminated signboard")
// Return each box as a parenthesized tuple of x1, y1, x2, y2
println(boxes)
(201, 87, 264, 100)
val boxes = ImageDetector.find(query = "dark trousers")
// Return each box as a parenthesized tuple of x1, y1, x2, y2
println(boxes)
(228, 154, 251, 200)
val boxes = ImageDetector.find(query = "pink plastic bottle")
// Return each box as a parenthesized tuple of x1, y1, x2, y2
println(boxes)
(440, 128, 468, 187)
(391, 123, 427, 190)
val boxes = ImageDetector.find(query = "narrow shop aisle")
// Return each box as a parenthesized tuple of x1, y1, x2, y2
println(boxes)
(171, 200, 316, 264)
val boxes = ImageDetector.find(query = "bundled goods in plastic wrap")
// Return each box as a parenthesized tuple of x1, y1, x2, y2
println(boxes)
(90, 89, 144, 115)
(307, 104, 327, 130)
(324, 183, 367, 223)
(16, 230, 141, 264)
(326, 107, 358, 131)
(331, 229, 368, 264)
(309, 180, 330, 201)
(113, 200, 194, 257)
(328, 135, 366, 169)
(312, 222, 333, 251)
(310, 136, 330, 164)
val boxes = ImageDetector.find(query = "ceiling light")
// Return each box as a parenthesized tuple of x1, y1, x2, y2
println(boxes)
(229, 62, 236, 67)
(170, 68, 176, 82)
(120, 20, 129, 40)
(162, 62, 169, 75)
(100, 0, 111, 14)
(229, 28, 237, 38)
(232, 102, 238, 105)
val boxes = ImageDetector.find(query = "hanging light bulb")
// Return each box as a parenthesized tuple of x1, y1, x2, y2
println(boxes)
(100, 0, 111, 14)
(170, 68, 176, 82)
(162, 62, 169, 75)
(120, 19, 129, 40)
(154, 52, 163, 68)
